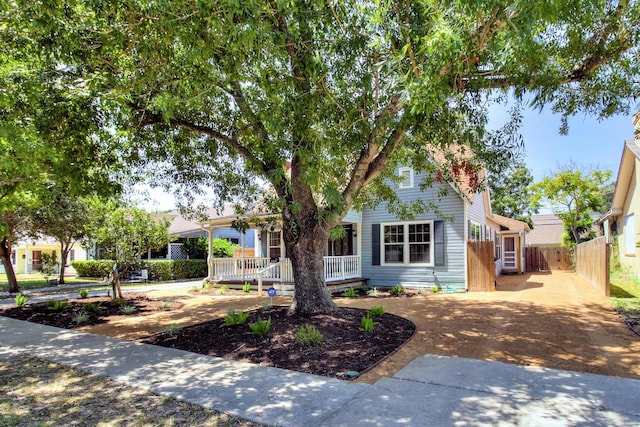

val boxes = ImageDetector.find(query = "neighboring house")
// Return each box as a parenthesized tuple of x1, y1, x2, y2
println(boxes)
(11, 237, 89, 275)
(138, 208, 258, 260)
(526, 214, 565, 247)
(599, 112, 640, 275)
(199, 154, 529, 292)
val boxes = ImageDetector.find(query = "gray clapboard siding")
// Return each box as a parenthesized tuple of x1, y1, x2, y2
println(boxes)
(361, 174, 467, 290)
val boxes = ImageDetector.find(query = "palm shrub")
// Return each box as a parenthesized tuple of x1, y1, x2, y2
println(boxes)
(249, 317, 272, 336)
(296, 324, 323, 346)
(360, 314, 379, 332)
(14, 294, 28, 307)
(221, 309, 250, 327)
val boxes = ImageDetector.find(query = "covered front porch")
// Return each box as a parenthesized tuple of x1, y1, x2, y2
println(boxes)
(199, 209, 364, 295)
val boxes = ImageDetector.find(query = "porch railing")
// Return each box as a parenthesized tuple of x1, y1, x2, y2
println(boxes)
(210, 255, 361, 294)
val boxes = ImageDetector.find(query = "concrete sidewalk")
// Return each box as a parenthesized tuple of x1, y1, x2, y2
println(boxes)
(1, 316, 639, 426)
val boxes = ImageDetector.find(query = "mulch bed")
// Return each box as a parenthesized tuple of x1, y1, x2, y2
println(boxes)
(143, 306, 415, 380)
(0, 293, 183, 328)
(1, 295, 416, 381)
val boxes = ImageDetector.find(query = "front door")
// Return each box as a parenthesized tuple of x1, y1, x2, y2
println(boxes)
(503, 237, 516, 270)
(32, 250, 42, 272)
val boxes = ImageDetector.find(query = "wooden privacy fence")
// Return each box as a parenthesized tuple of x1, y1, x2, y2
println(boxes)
(575, 236, 610, 296)
(525, 246, 572, 271)
(467, 241, 495, 292)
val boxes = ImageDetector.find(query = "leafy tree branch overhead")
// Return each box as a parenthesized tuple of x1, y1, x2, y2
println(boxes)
(3, 0, 638, 314)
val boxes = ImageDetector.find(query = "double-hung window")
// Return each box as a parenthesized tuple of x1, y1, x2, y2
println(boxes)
(398, 167, 414, 189)
(382, 222, 433, 265)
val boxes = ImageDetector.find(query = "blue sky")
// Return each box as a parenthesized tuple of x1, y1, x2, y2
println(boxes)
(489, 106, 637, 182)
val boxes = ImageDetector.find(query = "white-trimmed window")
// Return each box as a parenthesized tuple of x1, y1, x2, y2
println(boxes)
(494, 231, 502, 260)
(470, 222, 482, 241)
(625, 214, 635, 255)
(398, 167, 414, 189)
(268, 231, 282, 260)
(382, 221, 433, 265)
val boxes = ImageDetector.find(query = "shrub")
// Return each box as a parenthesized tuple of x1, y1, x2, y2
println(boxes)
(389, 284, 405, 296)
(120, 305, 136, 315)
(341, 288, 358, 297)
(242, 282, 251, 293)
(71, 260, 115, 278)
(261, 302, 272, 310)
(368, 306, 385, 317)
(360, 315, 379, 332)
(83, 302, 102, 314)
(79, 288, 89, 299)
(218, 285, 229, 295)
(110, 298, 127, 307)
(367, 287, 379, 297)
(296, 324, 323, 346)
(431, 285, 439, 293)
(221, 309, 250, 327)
(73, 313, 89, 325)
(161, 301, 171, 310)
(14, 294, 28, 307)
(249, 317, 272, 336)
(164, 324, 182, 336)
(45, 299, 69, 312)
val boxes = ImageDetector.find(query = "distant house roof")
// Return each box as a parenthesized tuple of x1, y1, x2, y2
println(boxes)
(526, 214, 564, 246)
(491, 214, 530, 232)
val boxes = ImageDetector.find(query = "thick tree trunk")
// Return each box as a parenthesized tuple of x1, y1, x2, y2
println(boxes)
(286, 224, 338, 316)
(1, 237, 19, 293)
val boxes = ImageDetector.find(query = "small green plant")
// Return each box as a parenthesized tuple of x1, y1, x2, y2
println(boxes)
(14, 293, 28, 307)
(163, 324, 182, 336)
(73, 312, 89, 325)
(200, 286, 209, 294)
(242, 282, 251, 293)
(192, 285, 200, 292)
(249, 317, 272, 336)
(367, 287, 379, 297)
(221, 309, 250, 327)
(389, 284, 405, 296)
(360, 314, 379, 332)
(82, 302, 102, 314)
(161, 301, 171, 310)
(79, 288, 90, 299)
(261, 302, 273, 310)
(218, 285, 230, 295)
(45, 299, 69, 312)
(368, 305, 385, 317)
(341, 287, 358, 297)
(431, 285, 439, 293)
(110, 298, 127, 307)
(296, 324, 323, 346)
(120, 305, 136, 315)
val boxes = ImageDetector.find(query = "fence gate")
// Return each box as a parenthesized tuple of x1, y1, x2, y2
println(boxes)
(467, 241, 495, 292)
(525, 246, 572, 271)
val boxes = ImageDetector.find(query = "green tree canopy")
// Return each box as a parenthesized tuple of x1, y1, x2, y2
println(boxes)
(88, 204, 174, 298)
(3, 0, 639, 313)
(532, 167, 612, 245)
(489, 160, 538, 228)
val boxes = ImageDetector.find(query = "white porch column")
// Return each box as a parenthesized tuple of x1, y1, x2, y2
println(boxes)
(202, 224, 215, 281)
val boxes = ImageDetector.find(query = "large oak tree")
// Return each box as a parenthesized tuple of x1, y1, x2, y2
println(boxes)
(3, 0, 638, 314)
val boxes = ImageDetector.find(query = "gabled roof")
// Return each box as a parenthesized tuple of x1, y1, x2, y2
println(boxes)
(599, 137, 640, 222)
(527, 214, 564, 246)
(490, 214, 531, 232)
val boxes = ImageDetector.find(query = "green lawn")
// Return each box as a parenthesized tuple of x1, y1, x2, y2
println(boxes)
(609, 267, 640, 318)
(0, 273, 101, 292)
